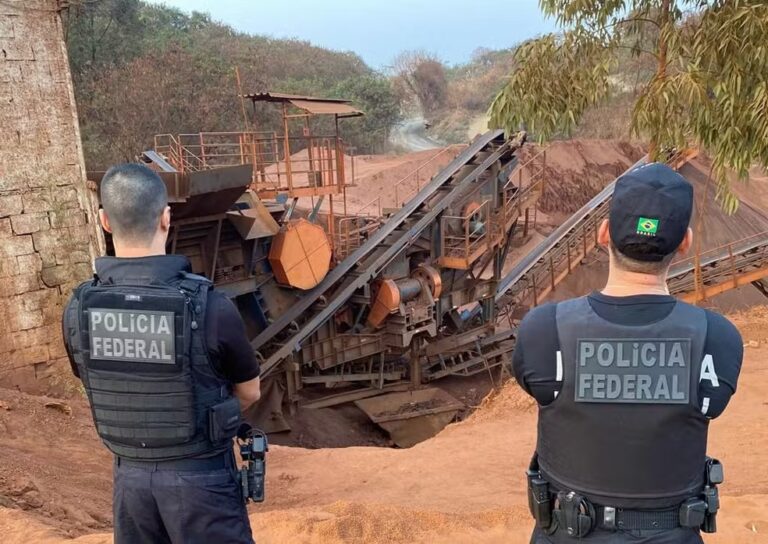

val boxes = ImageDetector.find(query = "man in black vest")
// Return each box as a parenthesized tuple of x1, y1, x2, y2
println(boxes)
(513, 163, 743, 543)
(62, 164, 262, 544)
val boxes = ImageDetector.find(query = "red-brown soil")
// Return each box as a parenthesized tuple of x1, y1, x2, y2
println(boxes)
(2, 311, 768, 543)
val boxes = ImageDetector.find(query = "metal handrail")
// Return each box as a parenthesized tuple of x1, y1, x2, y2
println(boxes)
(441, 200, 492, 259)
(393, 146, 462, 207)
(357, 196, 382, 217)
(671, 231, 768, 272)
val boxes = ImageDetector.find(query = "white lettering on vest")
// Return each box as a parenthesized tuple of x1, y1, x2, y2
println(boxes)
(699, 354, 719, 387)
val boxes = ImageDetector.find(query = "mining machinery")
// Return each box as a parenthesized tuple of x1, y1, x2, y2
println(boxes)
(90, 93, 762, 440)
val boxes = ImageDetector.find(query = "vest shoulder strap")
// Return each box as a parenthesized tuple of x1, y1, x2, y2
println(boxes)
(177, 271, 213, 295)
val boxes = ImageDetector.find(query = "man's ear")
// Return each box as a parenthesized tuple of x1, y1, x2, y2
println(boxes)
(678, 227, 693, 254)
(99, 209, 112, 233)
(160, 206, 171, 231)
(597, 218, 611, 247)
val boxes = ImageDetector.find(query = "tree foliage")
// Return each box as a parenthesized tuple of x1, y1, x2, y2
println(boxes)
(62, 0, 401, 167)
(489, 0, 768, 212)
(391, 50, 449, 116)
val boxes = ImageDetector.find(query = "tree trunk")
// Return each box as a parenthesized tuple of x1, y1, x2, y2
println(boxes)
(650, 0, 671, 161)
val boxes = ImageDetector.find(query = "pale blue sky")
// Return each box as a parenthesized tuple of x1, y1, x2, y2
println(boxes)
(148, 0, 557, 68)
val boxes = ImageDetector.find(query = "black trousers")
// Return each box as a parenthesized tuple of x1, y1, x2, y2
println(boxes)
(531, 525, 704, 543)
(113, 454, 254, 544)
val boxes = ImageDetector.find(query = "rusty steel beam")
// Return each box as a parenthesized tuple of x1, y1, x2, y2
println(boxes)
(676, 264, 768, 303)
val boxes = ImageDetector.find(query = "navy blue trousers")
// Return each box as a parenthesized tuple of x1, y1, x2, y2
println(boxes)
(531, 525, 704, 543)
(113, 455, 254, 544)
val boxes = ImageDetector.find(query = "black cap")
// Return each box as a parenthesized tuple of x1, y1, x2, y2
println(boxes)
(609, 163, 693, 262)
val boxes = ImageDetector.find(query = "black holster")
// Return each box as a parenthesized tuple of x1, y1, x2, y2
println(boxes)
(701, 457, 723, 533)
(554, 491, 596, 538)
(527, 468, 553, 530)
(526, 454, 556, 533)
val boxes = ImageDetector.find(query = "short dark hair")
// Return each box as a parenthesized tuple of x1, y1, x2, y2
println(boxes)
(609, 241, 675, 275)
(100, 163, 168, 243)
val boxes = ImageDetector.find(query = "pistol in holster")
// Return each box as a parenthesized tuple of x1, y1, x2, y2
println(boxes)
(237, 424, 268, 504)
(679, 457, 723, 533)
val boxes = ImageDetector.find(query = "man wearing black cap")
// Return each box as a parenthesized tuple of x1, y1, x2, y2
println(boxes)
(513, 163, 743, 543)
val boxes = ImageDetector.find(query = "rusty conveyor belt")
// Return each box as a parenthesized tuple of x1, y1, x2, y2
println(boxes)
(668, 231, 768, 299)
(495, 158, 647, 306)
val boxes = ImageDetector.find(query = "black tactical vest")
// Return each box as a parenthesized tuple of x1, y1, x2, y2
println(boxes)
(66, 262, 240, 461)
(537, 296, 709, 509)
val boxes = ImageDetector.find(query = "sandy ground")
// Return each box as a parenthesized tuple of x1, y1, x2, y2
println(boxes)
(2, 308, 768, 543)
(285, 145, 464, 216)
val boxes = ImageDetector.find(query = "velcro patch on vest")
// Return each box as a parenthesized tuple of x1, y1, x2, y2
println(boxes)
(575, 339, 690, 404)
(89, 308, 175, 364)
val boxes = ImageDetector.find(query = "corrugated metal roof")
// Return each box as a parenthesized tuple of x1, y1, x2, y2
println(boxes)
(288, 99, 363, 117)
(242, 92, 364, 117)
(243, 92, 350, 104)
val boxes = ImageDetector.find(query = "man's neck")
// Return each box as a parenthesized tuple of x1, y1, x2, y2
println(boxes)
(113, 241, 167, 259)
(601, 269, 670, 297)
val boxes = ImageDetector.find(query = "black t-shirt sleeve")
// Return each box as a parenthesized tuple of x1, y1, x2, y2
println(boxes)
(512, 302, 561, 405)
(205, 292, 260, 383)
(699, 310, 743, 419)
(61, 295, 80, 379)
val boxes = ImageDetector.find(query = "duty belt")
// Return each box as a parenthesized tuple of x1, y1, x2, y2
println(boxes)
(595, 505, 680, 531)
(526, 454, 723, 537)
(115, 450, 234, 471)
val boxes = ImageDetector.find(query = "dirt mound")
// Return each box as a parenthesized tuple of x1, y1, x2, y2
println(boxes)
(519, 139, 646, 215)
(546, 154, 768, 309)
(464, 381, 536, 424)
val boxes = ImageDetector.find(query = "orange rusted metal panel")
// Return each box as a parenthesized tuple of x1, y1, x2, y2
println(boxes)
(367, 279, 401, 328)
(268, 219, 332, 290)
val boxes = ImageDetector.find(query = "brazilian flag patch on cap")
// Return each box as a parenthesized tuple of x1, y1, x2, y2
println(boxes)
(636, 217, 659, 236)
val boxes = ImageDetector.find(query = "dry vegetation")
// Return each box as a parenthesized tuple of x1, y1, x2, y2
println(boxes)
(64, 1, 402, 168)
